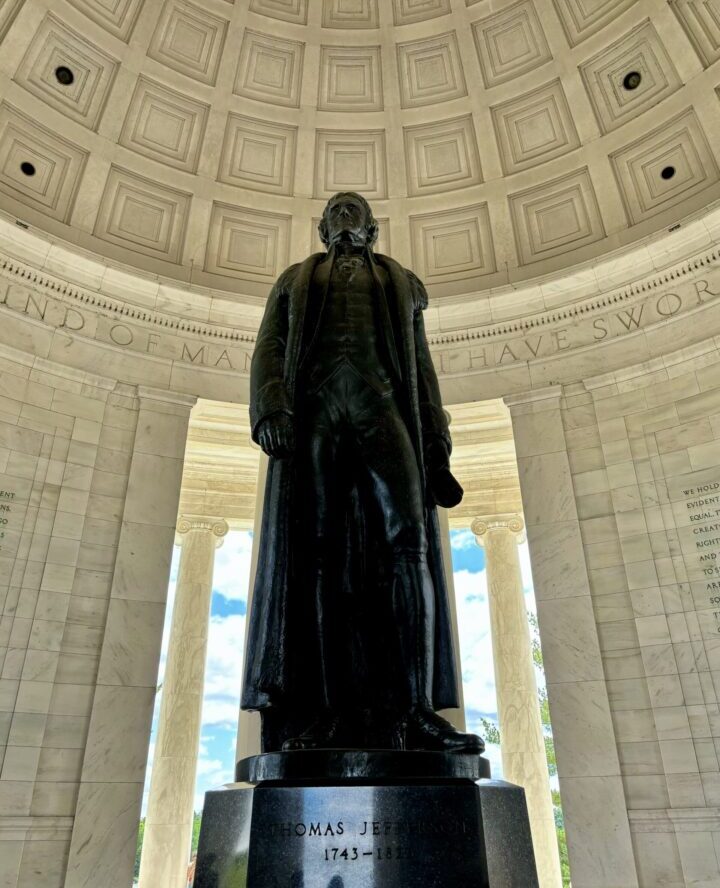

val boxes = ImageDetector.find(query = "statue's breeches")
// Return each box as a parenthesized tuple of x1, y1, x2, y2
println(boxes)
(295, 363, 435, 714)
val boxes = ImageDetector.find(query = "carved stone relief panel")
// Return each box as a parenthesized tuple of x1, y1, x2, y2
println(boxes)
(217, 114, 297, 196)
(509, 167, 605, 266)
(314, 129, 388, 199)
(205, 203, 292, 282)
(491, 79, 580, 175)
(580, 20, 683, 134)
(0, 103, 88, 223)
(119, 76, 210, 174)
(93, 166, 192, 264)
(234, 29, 305, 109)
(14, 13, 119, 131)
(148, 0, 229, 86)
(396, 31, 467, 109)
(410, 203, 496, 283)
(611, 108, 720, 225)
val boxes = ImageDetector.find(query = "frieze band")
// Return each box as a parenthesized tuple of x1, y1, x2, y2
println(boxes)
(1, 249, 719, 377)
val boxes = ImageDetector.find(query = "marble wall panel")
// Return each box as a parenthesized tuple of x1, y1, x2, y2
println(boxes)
(0, 347, 195, 888)
(0, 345, 132, 888)
(65, 388, 195, 888)
(506, 388, 639, 887)
(573, 343, 720, 886)
(558, 774, 639, 885)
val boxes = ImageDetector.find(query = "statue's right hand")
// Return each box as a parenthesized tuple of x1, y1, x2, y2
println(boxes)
(257, 413, 295, 459)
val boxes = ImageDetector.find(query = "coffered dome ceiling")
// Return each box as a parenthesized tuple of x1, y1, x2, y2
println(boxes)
(1, 0, 720, 305)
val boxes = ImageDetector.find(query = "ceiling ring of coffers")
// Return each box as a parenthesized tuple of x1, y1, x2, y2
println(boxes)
(3, 0, 720, 295)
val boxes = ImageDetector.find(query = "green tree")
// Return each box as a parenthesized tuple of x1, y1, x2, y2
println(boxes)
(192, 811, 202, 856)
(480, 717, 501, 745)
(135, 818, 145, 880)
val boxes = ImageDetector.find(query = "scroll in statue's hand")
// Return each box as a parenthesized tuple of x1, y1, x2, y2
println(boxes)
(429, 468, 464, 509)
(257, 413, 295, 459)
(424, 435, 464, 509)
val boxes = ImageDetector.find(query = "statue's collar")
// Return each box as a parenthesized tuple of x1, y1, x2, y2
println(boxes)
(322, 242, 377, 267)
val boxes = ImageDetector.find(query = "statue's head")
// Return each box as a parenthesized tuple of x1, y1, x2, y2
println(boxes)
(318, 192, 379, 250)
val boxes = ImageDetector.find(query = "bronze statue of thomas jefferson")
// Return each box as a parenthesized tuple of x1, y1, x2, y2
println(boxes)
(241, 192, 482, 755)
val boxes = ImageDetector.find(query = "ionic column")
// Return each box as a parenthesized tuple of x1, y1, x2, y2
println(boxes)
(472, 516, 562, 888)
(139, 516, 229, 888)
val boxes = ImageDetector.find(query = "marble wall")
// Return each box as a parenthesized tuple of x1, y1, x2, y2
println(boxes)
(0, 341, 194, 888)
(510, 338, 720, 887)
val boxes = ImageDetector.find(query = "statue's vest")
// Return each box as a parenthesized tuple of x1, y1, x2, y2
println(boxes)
(300, 252, 402, 395)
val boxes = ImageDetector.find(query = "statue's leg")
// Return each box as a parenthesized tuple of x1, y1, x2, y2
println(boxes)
(283, 383, 353, 748)
(351, 386, 436, 715)
(351, 381, 483, 752)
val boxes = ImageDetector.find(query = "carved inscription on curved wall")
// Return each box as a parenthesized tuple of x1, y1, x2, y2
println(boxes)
(670, 470, 720, 637)
(0, 247, 719, 384)
(0, 472, 30, 570)
(434, 275, 720, 375)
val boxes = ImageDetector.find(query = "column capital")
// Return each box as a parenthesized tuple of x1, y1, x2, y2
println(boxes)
(471, 514, 525, 543)
(176, 515, 229, 547)
(137, 386, 198, 411)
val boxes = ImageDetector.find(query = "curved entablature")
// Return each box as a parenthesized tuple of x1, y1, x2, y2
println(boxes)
(2, 206, 720, 403)
(2, 0, 720, 300)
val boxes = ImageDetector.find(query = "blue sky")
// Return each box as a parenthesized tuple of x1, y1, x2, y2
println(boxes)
(141, 527, 542, 816)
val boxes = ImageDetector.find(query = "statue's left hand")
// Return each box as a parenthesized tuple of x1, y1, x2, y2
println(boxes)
(257, 413, 296, 459)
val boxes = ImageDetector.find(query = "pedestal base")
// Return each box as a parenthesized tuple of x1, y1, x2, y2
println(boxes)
(195, 753, 538, 887)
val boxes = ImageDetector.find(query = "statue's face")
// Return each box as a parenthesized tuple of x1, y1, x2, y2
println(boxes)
(322, 194, 370, 246)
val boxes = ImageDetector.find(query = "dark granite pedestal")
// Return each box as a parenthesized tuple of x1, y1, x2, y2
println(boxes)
(194, 751, 539, 888)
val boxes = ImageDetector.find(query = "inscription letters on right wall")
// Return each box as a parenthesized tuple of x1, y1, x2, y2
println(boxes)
(672, 473, 720, 637)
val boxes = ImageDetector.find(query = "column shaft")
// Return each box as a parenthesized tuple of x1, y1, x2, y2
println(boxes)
(474, 518, 562, 888)
(139, 517, 228, 888)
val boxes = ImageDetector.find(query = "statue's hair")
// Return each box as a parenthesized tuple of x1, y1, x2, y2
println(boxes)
(318, 192, 379, 249)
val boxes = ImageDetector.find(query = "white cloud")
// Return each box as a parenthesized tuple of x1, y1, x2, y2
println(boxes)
(212, 533, 253, 602)
(196, 757, 225, 777)
(194, 761, 231, 812)
(203, 614, 247, 700)
(200, 698, 241, 729)
(453, 569, 498, 717)
(482, 743, 503, 780)
(450, 529, 477, 551)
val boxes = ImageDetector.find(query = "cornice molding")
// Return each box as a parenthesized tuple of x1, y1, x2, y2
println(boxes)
(2, 240, 719, 342)
(0, 254, 255, 344)
(428, 248, 720, 346)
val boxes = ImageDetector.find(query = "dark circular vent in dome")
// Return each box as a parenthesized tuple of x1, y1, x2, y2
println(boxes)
(20, 161, 36, 176)
(623, 71, 642, 90)
(55, 66, 74, 86)
(661, 166, 676, 180)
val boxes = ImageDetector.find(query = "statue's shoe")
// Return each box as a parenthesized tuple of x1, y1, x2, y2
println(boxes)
(282, 715, 345, 751)
(405, 710, 484, 754)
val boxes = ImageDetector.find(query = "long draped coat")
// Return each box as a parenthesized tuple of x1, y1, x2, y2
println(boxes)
(241, 250, 460, 714)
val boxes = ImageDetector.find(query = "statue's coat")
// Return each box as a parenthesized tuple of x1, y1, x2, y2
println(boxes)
(241, 251, 460, 713)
